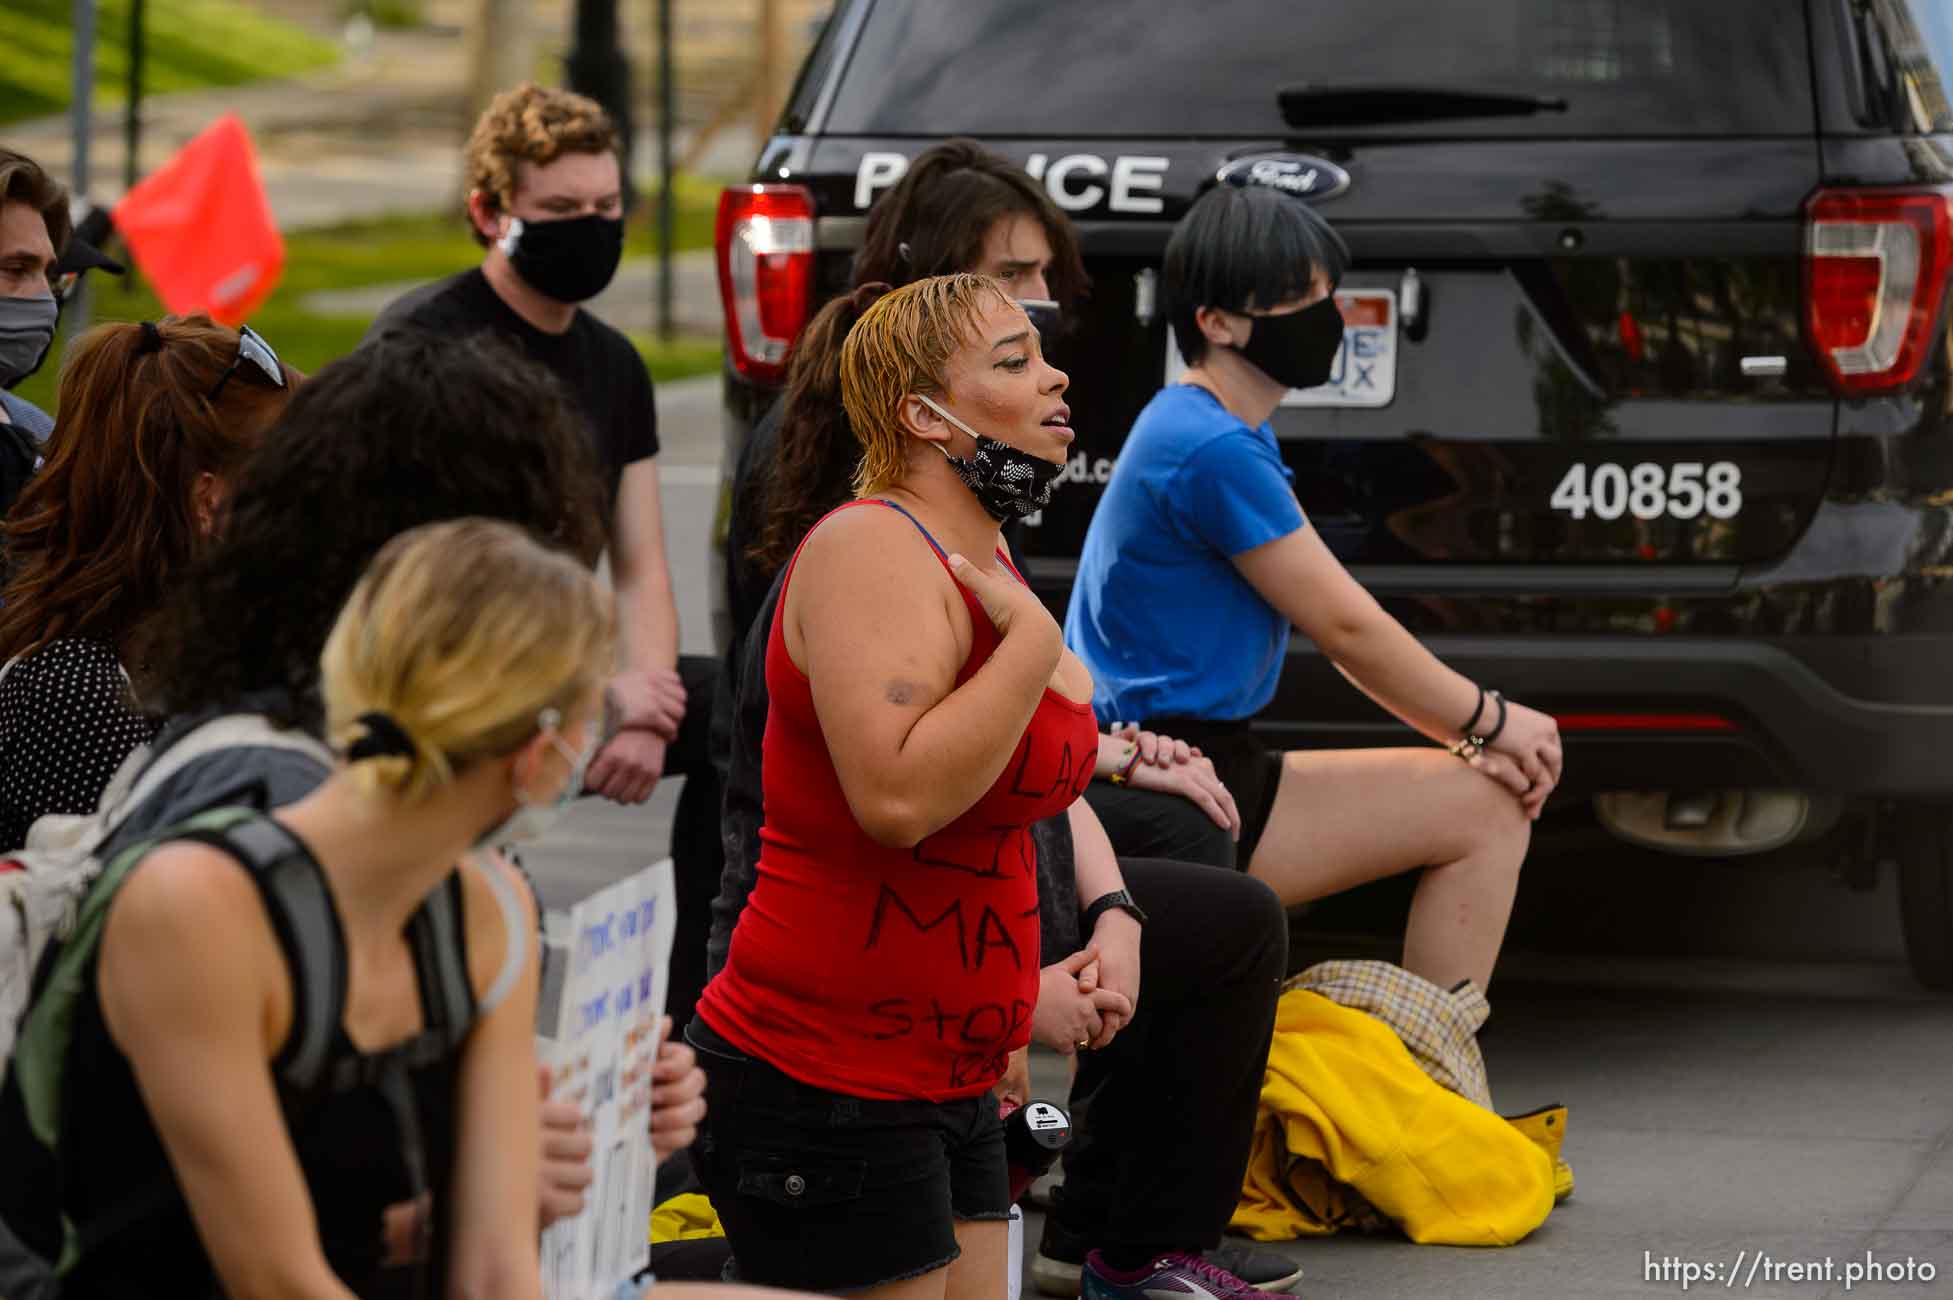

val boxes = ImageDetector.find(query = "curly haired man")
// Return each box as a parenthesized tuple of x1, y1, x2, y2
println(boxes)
(372, 84, 725, 1027)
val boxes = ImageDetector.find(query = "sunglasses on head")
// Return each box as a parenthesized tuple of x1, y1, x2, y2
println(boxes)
(207, 324, 286, 402)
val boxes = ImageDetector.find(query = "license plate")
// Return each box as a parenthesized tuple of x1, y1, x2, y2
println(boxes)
(1162, 288, 1398, 409)
(1282, 289, 1397, 409)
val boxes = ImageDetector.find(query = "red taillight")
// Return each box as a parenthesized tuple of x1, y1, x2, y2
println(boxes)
(715, 184, 815, 386)
(1804, 187, 1953, 394)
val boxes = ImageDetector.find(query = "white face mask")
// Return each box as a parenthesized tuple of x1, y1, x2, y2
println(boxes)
(477, 709, 600, 848)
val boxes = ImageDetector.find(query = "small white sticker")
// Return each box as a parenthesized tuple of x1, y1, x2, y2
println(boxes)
(1025, 1102, 1068, 1132)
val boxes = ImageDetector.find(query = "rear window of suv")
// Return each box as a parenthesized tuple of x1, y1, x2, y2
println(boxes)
(828, 0, 1814, 139)
(1848, 0, 1953, 132)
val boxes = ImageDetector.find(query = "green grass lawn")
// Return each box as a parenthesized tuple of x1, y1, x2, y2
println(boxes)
(0, 0, 341, 125)
(13, 180, 725, 415)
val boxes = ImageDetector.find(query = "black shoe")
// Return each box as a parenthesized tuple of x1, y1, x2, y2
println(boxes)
(1034, 1217, 1303, 1298)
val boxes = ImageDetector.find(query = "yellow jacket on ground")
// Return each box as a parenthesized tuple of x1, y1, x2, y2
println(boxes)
(1232, 988, 1556, 1246)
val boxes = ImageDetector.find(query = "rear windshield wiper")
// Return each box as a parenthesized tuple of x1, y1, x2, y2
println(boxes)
(1279, 83, 1569, 128)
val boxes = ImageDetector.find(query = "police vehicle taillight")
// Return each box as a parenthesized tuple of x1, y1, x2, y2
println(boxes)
(1804, 188, 1953, 395)
(716, 185, 815, 385)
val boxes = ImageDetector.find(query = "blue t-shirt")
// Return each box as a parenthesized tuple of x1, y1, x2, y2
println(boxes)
(1065, 384, 1306, 723)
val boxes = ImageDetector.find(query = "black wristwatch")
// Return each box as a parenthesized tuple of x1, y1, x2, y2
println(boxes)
(1082, 889, 1147, 932)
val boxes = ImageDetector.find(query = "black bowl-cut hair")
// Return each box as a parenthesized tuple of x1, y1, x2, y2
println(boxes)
(1164, 183, 1349, 365)
(147, 328, 607, 732)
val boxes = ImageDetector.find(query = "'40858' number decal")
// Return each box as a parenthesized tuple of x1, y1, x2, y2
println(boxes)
(1549, 462, 1742, 522)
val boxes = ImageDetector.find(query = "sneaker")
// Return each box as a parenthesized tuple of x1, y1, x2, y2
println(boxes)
(1081, 1249, 1297, 1300)
(1206, 1242, 1303, 1295)
(1035, 1224, 1303, 1298)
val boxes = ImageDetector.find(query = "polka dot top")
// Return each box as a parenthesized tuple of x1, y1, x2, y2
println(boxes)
(0, 638, 160, 854)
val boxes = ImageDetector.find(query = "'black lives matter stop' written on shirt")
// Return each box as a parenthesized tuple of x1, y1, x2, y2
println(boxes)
(371, 268, 658, 500)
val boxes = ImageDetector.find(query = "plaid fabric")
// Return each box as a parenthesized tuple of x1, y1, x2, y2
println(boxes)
(1288, 960, 1494, 1110)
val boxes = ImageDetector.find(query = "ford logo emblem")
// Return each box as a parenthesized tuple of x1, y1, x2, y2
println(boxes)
(1216, 153, 1351, 202)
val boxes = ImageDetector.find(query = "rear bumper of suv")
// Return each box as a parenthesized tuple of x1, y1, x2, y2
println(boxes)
(1259, 636, 1953, 802)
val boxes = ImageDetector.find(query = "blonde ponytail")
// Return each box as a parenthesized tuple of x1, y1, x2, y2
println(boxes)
(321, 518, 615, 802)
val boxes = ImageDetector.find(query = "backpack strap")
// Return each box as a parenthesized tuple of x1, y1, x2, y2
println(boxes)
(174, 815, 346, 1095)
(466, 853, 529, 1017)
(406, 872, 476, 1060)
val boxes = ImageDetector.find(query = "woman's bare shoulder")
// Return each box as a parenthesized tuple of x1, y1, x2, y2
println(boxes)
(109, 839, 270, 935)
(99, 839, 285, 1045)
(794, 502, 952, 600)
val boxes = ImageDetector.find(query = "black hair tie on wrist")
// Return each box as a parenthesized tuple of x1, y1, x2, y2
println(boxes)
(347, 711, 416, 762)
(1481, 691, 1509, 745)
(1460, 684, 1487, 738)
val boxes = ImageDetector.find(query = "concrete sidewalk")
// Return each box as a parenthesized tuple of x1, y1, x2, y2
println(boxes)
(6, 28, 470, 229)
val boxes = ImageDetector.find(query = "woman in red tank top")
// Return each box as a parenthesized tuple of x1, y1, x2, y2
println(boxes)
(693, 274, 1100, 1296)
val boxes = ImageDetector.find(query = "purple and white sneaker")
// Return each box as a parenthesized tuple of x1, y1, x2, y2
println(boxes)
(1081, 1249, 1297, 1300)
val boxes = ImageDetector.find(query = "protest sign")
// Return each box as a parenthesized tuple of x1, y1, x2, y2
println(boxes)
(538, 860, 677, 1300)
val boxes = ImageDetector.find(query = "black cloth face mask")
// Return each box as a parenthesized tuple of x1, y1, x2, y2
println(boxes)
(499, 213, 625, 304)
(916, 393, 1065, 521)
(1234, 295, 1345, 391)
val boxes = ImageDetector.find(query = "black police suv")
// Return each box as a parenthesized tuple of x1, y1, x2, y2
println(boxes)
(711, 0, 1953, 987)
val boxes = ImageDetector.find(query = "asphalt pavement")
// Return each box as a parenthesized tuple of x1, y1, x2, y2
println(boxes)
(509, 374, 1953, 1299)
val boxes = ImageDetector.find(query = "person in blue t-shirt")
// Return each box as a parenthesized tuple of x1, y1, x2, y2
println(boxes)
(1066, 184, 1563, 992)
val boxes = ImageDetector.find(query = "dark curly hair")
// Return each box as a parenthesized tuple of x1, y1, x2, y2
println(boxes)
(746, 138, 1089, 578)
(147, 328, 606, 730)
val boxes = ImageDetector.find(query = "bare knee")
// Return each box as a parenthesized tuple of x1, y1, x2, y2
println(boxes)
(1461, 768, 1532, 870)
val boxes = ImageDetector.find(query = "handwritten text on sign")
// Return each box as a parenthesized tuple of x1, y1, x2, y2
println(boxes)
(539, 860, 676, 1300)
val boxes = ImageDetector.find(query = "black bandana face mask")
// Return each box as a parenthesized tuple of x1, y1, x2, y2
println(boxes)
(915, 393, 1065, 521)
(498, 213, 625, 304)
(1235, 294, 1345, 391)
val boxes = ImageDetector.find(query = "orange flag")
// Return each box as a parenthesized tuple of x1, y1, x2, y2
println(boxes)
(113, 115, 284, 325)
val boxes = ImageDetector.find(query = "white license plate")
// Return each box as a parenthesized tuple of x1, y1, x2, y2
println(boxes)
(1282, 289, 1397, 409)
(1162, 287, 1398, 409)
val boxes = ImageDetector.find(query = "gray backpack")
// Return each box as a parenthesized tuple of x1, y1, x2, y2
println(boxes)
(1, 713, 331, 1070)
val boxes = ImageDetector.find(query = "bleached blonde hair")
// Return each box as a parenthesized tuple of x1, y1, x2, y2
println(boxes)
(838, 272, 1017, 497)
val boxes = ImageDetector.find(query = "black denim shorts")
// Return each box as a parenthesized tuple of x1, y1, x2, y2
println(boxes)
(1142, 716, 1287, 865)
(685, 1018, 1011, 1292)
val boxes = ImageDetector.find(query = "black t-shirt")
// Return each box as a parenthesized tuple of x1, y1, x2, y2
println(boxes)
(371, 269, 658, 500)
